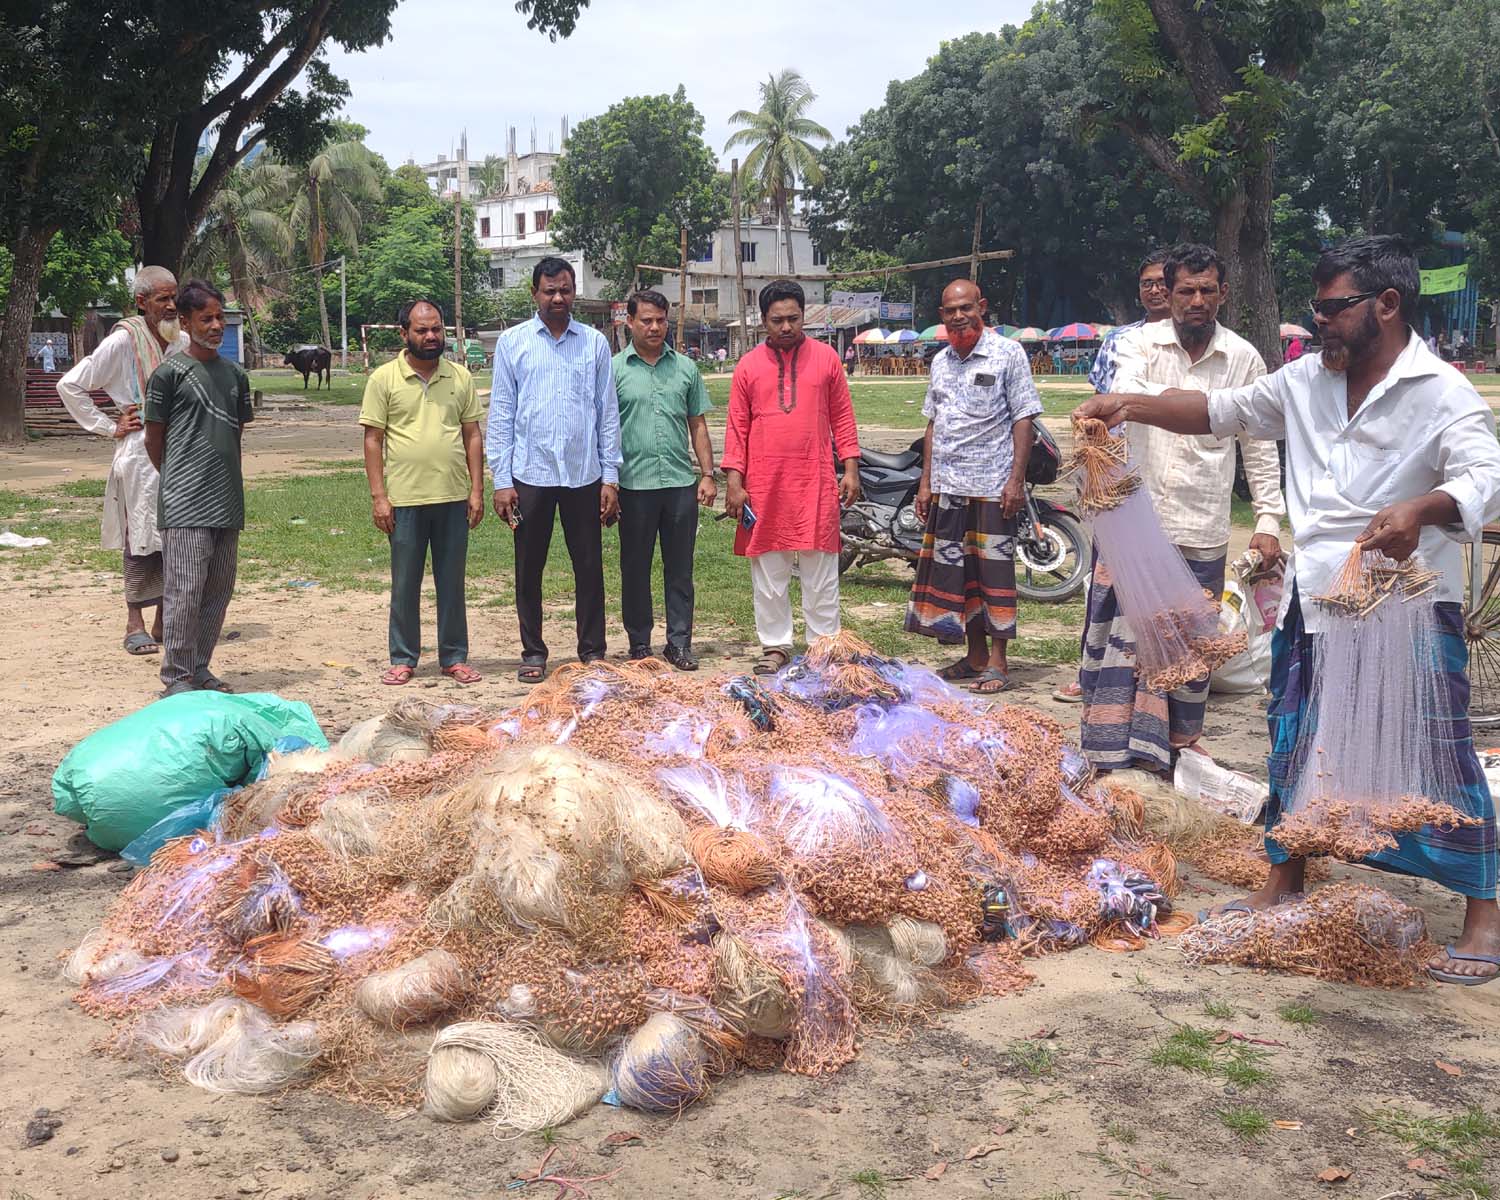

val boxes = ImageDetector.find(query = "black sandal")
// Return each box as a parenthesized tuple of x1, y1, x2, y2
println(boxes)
(517, 659, 547, 684)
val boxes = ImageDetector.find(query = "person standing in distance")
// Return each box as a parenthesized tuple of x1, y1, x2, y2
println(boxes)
(612, 290, 716, 669)
(143, 280, 253, 697)
(722, 279, 861, 674)
(488, 257, 621, 683)
(360, 299, 485, 686)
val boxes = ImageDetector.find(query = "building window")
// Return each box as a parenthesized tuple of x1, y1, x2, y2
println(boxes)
(811, 243, 827, 266)
(690, 288, 719, 306)
(694, 241, 713, 263)
(535, 209, 551, 233)
(744, 288, 755, 310)
(480, 216, 491, 238)
(488, 266, 504, 289)
(516, 213, 527, 237)
(741, 241, 757, 263)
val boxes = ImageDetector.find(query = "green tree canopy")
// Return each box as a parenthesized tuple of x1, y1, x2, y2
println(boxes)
(551, 88, 727, 294)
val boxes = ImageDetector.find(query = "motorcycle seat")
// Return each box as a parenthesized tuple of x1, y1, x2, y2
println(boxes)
(860, 447, 921, 471)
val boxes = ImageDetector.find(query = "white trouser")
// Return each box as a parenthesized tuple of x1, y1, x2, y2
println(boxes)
(749, 550, 841, 650)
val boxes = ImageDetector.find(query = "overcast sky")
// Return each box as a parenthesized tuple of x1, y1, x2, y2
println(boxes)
(324, 1, 1036, 169)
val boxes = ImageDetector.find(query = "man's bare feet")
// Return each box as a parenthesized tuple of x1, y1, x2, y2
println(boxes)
(1427, 898, 1500, 983)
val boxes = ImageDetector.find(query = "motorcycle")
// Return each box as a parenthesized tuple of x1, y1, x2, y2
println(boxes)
(838, 436, 1088, 603)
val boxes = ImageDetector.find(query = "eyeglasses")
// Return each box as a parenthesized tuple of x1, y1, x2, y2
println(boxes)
(1309, 291, 1379, 319)
(1140, 279, 1168, 292)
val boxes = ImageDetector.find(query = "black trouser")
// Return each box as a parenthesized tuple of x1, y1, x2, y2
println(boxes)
(619, 483, 699, 653)
(388, 500, 469, 668)
(513, 478, 605, 662)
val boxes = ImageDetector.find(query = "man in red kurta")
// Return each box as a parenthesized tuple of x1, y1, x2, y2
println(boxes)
(723, 280, 861, 673)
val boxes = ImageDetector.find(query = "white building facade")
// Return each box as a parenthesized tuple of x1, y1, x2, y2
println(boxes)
(678, 216, 828, 324)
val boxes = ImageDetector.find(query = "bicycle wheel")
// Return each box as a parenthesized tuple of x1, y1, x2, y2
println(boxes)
(1463, 529, 1500, 728)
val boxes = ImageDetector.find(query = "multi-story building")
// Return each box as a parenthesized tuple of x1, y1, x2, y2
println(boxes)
(677, 213, 828, 324)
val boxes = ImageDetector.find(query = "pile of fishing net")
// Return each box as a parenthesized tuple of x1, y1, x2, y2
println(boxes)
(66, 633, 1197, 1131)
(1179, 881, 1435, 987)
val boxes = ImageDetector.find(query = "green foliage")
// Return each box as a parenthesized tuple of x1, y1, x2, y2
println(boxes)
(1202, 999, 1235, 1020)
(827, 249, 906, 297)
(514, 0, 591, 39)
(1149, 1025, 1274, 1087)
(1217, 1105, 1271, 1143)
(551, 88, 726, 293)
(1008, 1039, 1057, 1077)
(1361, 1105, 1500, 1198)
(1275, 1003, 1318, 1026)
(38, 228, 133, 323)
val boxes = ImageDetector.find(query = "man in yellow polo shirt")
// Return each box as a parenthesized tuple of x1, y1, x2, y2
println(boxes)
(359, 299, 485, 685)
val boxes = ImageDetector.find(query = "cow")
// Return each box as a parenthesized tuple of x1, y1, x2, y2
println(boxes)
(284, 345, 332, 390)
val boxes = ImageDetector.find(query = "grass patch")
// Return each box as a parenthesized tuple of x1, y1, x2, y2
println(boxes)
(59, 478, 107, 498)
(1103, 1122, 1138, 1146)
(1360, 1106, 1500, 1198)
(850, 1168, 889, 1200)
(1008, 1039, 1056, 1078)
(249, 368, 493, 408)
(1275, 1003, 1318, 1027)
(1218, 1105, 1271, 1143)
(1203, 999, 1235, 1021)
(1149, 1025, 1275, 1088)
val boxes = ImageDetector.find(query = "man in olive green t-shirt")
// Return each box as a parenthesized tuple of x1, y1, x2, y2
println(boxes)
(359, 299, 485, 685)
(144, 280, 253, 697)
(611, 290, 716, 670)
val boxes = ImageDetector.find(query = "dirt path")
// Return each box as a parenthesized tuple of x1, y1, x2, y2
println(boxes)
(3, 404, 1497, 1199)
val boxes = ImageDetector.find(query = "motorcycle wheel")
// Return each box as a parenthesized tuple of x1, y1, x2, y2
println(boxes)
(838, 547, 858, 575)
(1016, 512, 1087, 603)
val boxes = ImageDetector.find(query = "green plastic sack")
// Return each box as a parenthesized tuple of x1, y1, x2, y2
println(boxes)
(52, 692, 327, 851)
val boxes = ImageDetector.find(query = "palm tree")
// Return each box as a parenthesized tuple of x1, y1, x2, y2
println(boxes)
(725, 70, 832, 273)
(185, 159, 295, 365)
(289, 140, 381, 350)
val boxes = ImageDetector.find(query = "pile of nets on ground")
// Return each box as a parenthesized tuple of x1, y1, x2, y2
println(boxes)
(65, 633, 1198, 1130)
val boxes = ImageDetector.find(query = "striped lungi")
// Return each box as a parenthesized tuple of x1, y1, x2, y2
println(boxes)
(903, 494, 1018, 641)
(160, 526, 239, 690)
(120, 512, 162, 605)
(1265, 586, 1497, 899)
(1079, 546, 1226, 774)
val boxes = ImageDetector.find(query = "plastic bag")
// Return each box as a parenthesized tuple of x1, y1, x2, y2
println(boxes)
(52, 693, 326, 851)
(1210, 579, 1274, 694)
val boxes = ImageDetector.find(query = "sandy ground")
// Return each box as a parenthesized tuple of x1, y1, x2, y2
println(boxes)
(3, 400, 1498, 1199)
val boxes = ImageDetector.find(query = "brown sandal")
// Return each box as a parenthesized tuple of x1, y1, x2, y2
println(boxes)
(753, 649, 789, 675)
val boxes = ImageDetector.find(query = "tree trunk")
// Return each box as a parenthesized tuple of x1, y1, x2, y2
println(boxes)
(0, 222, 57, 445)
(779, 188, 797, 274)
(1214, 158, 1283, 372)
(314, 263, 332, 351)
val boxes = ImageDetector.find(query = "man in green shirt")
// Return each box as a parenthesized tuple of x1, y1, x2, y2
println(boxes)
(143, 279, 253, 697)
(359, 299, 485, 686)
(612, 290, 716, 669)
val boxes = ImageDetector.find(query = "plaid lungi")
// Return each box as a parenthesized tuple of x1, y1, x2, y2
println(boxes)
(904, 494, 1018, 641)
(1079, 548, 1226, 774)
(1265, 586, 1498, 899)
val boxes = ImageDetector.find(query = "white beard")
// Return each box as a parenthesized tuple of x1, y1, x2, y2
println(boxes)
(154, 316, 182, 343)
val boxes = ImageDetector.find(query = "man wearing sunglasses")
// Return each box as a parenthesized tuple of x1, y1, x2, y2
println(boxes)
(1076, 243, 1286, 778)
(1077, 235, 1500, 986)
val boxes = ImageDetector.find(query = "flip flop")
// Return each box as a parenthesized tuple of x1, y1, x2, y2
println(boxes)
(969, 668, 1011, 695)
(1427, 944, 1500, 987)
(1196, 899, 1256, 923)
(939, 658, 986, 681)
(124, 631, 160, 656)
(381, 664, 415, 686)
(442, 663, 482, 685)
(1052, 684, 1084, 703)
(195, 675, 233, 693)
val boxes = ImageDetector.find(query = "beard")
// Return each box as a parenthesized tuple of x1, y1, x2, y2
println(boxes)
(189, 330, 222, 352)
(1175, 317, 1214, 350)
(1320, 307, 1379, 373)
(154, 316, 181, 343)
(406, 340, 443, 361)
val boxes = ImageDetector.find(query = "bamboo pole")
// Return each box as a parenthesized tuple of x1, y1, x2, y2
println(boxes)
(732, 158, 748, 355)
(453, 190, 464, 352)
(969, 201, 984, 282)
(677, 224, 689, 351)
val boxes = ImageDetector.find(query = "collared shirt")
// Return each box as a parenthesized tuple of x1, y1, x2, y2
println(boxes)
(57, 320, 188, 554)
(922, 328, 1042, 496)
(1087, 318, 1145, 393)
(1208, 332, 1500, 633)
(612, 342, 711, 491)
(486, 313, 621, 489)
(358, 353, 481, 507)
(1113, 319, 1286, 547)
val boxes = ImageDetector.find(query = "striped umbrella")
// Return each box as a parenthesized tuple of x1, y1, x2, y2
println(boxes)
(917, 324, 950, 341)
(886, 329, 918, 344)
(994, 323, 1022, 337)
(1046, 322, 1100, 340)
(1011, 326, 1046, 342)
(853, 328, 890, 344)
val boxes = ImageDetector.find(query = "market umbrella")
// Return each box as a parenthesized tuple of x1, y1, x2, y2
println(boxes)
(886, 329, 919, 344)
(853, 328, 889, 344)
(1280, 322, 1313, 339)
(1011, 326, 1046, 342)
(917, 324, 950, 341)
(1046, 322, 1099, 341)
(994, 323, 1022, 338)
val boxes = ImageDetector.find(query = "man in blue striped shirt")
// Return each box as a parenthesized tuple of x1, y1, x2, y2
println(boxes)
(488, 257, 622, 682)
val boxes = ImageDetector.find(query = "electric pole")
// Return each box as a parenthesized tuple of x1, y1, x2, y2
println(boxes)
(453, 189, 464, 355)
(677, 224, 689, 352)
(732, 158, 748, 356)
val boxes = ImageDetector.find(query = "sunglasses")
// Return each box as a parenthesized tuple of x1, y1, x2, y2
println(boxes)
(1309, 291, 1380, 319)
